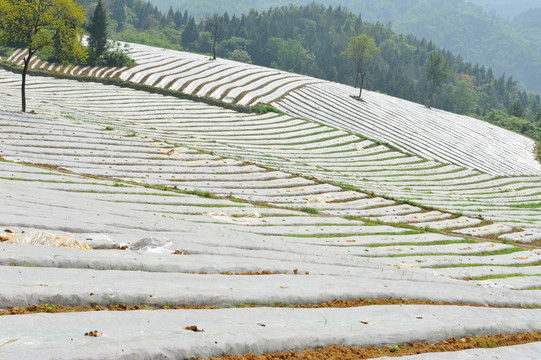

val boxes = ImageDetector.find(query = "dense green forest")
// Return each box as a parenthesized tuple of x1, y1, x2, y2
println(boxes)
(74, 0, 541, 145)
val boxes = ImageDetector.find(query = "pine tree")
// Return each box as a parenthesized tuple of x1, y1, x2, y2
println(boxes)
(425, 49, 449, 108)
(181, 17, 198, 48)
(87, 0, 108, 59)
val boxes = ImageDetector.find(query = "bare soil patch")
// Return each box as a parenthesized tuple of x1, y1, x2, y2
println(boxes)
(202, 332, 541, 359)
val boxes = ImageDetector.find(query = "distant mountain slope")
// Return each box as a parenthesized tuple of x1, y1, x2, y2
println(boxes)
(389, 0, 541, 94)
(468, 0, 541, 18)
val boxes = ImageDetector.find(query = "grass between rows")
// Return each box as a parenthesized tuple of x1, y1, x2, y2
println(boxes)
(2, 297, 539, 316)
(463, 273, 541, 281)
(431, 260, 541, 269)
(2, 156, 535, 258)
(387, 247, 526, 258)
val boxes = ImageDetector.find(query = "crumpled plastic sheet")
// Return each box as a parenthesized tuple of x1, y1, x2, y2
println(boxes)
(6, 231, 91, 250)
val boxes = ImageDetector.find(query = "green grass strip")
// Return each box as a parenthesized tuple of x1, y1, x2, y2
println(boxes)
(388, 247, 525, 258)
(431, 260, 541, 269)
(469, 273, 541, 281)
(357, 239, 477, 248)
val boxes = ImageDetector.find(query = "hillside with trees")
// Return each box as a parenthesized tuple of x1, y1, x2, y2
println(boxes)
(72, 1, 541, 144)
(141, 0, 541, 96)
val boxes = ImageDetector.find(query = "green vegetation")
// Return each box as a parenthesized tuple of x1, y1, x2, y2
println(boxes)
(189, 189, 215, 198)
(388, 247, 525, 258)
(87, 0, 108, 58)
(468, 273, 540, 281)
(472, 110, 541, 159)
(288, 231, 424, 238)
(0, 47, 13, 58)
(509, 202, 541, 209)
(298, 206, 319, 215)
(341, 34, 378, 99)
(70, 1, 540, 146)
(425, 50, 450, 108)
(359, 239, 477, 248)
(142, 0, 541, 96)
(250, 103, 283, 114)
(432, 260, 541, 269)
(85, 0, 135, 66)
(0, 0, 87, 112)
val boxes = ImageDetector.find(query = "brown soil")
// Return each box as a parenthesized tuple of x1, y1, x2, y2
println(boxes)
(1, 229, 14, 242)
(184, 325, 204, 332)
(219, 271, 275, 275)
(0, 298, 526, 317)
(84, 330, 102, 337)
(0, 303, 215, 316)
(282, 298, 465, 308)
(202, 332, 541, 360)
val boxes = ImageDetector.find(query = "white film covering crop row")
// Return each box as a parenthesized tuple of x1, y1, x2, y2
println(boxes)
(2, 42, 541, 359)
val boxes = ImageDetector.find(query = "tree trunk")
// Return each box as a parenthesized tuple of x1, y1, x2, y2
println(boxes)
(359, 73, 366, 99)
(428, 83, 435, 108)
(354, 60, 361, 88)
(212, 38, 217, 60)
(21, 52, 32, 113)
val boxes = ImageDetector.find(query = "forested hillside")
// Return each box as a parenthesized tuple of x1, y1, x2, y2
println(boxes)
(74, 0, 541, 145)
(389, 1, 541, 95)
(141, 0, 541, 96)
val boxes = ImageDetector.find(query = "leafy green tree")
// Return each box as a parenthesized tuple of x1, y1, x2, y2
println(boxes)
(266, 37, 316, 74)
(0, 0, 87, 112)
(341, 34, 378, 99)
(230, 49, 252, 63)
(425, 49, 449, 108)
(453, 80, 477, 114)
(87, 0, 108, 58)
(217, 36, 252, 57)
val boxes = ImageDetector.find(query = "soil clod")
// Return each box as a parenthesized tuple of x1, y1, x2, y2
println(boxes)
(84, 330, 102, 337)
(184, 325, 204, 332)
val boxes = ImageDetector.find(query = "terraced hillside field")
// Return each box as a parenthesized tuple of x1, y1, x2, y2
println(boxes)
(1, 43, 541, 359)
(9, 43, 541, 177)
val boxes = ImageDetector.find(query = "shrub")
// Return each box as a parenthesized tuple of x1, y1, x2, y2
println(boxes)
(250, 103, 283, 114)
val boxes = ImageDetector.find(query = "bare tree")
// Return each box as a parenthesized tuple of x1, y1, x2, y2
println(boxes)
(204, 13, 222, 60)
